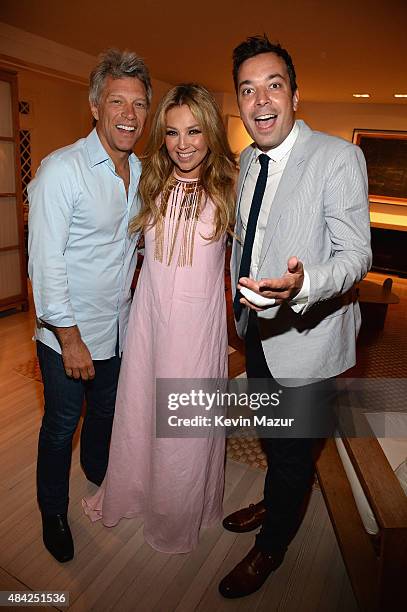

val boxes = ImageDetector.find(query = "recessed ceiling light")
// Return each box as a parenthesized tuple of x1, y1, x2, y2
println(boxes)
(394, 93, 407, 98)
(352, 93, 370, 98)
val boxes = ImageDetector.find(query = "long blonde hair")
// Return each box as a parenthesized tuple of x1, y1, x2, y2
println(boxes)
(130, 83, 237, 241)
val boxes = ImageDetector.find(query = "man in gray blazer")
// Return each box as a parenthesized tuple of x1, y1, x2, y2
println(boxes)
(219, 35, 371, 599)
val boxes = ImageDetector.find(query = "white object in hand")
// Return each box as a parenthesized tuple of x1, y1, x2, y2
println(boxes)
(240, 286, 276, 307)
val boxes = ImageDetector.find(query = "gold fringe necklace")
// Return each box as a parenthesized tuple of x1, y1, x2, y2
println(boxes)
(154, 176, 204, 267)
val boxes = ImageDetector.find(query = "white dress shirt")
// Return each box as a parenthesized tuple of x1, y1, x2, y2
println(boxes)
(28, 128, 140, 359)
(239, 122, 309, 308)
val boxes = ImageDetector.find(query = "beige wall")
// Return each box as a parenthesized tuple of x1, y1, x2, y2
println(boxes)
(220, 92, 407, 145)
(133, 79, 173, 155)
(18, 70, 90, 173)
(2, 15, 406, 231)
(0, 22, 173, 166)
(297, 101, 407, 141)
(220, 94, 407, 228)
(15, 69, 172, 172)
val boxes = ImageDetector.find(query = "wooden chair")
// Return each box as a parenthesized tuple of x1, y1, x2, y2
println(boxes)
(316, 436, 407, 611)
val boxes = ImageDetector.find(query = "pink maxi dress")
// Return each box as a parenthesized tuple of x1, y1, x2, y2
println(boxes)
(83, 175, 227, 553)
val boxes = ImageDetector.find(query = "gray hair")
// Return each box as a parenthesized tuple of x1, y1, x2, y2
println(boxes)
(89, 48, 152, 107)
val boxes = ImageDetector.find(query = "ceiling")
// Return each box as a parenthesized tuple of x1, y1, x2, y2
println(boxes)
(1, 0, 407, 104)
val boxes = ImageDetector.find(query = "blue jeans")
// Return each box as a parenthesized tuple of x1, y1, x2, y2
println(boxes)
(36, 341, 121, 515)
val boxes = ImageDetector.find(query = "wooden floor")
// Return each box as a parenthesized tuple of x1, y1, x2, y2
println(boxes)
(0, 290, 360, 612)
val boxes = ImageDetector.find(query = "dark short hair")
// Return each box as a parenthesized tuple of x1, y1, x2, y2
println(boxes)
(232, 35, 297, 95)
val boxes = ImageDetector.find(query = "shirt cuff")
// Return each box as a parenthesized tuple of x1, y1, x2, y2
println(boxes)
(37, 302, 77, 328)
(290, 268, 310, 313)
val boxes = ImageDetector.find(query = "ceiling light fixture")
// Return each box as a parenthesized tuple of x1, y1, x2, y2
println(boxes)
(394, 94, 407, 98)
(352, 93, 370, 98)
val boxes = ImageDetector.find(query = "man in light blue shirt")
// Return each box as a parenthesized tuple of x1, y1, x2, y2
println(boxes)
(28, 49, 151, 563)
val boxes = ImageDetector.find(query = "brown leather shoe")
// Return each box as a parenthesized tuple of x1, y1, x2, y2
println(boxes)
(222, 500, 266, 533)
(218, 545, 285, 598)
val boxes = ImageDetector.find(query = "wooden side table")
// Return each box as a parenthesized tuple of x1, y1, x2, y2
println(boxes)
(357, 278, 399, 329)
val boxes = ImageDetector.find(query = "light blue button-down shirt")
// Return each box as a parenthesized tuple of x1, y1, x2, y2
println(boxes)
(28, 128, 141, 359)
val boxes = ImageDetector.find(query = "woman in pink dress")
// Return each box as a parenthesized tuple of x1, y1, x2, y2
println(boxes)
(83, 84, 237, 553)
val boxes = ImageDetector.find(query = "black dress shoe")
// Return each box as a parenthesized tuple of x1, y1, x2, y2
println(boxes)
(219, 545, 285, 598)
(222, 500, 266, 533)
(42, 513, 74, 563)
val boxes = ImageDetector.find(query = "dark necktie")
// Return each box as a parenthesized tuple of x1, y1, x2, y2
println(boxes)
(233, 153, 270, 320)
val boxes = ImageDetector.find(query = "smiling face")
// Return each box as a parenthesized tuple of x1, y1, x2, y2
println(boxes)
(164, 104, 209, 179)
(237, 52, 299, 151)
(90, 75, 148, 163)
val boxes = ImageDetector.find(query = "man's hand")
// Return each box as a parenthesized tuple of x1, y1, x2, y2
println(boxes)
(54, 326, 95, 380)
(238, 257, 304, 310)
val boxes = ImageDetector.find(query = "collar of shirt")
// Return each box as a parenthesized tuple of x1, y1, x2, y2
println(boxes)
(85, 127, 140, 170)
(254, 121, 299, 164)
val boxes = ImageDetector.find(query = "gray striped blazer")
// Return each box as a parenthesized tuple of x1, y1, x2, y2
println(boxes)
(230, 120, 372, 383)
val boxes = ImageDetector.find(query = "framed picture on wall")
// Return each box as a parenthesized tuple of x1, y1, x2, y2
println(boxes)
(353, 129, 407, 206)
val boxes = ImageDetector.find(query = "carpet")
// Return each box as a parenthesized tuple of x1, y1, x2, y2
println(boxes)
(226, 429, 267, 470)
(225, 277, 407, 470)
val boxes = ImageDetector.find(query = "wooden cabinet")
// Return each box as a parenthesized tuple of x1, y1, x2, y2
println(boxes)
(0, 69, 28, 312)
